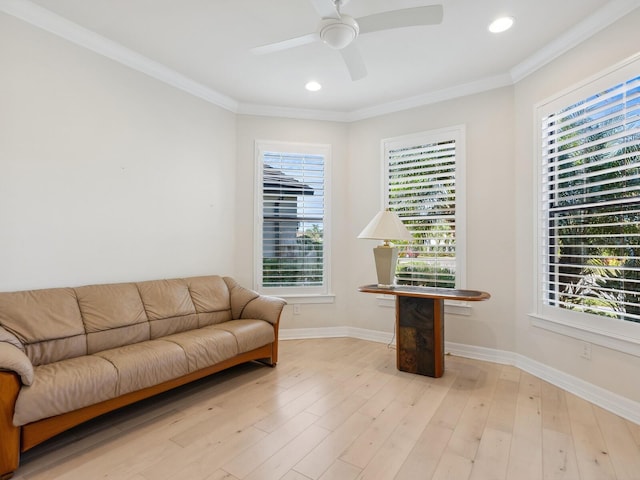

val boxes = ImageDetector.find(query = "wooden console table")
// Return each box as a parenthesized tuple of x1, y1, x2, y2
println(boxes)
(358, 285, 490, 378)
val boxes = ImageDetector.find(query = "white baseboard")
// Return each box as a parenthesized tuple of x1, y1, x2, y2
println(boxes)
(279, 327, 640, 425)
(279, 326, 394, 344)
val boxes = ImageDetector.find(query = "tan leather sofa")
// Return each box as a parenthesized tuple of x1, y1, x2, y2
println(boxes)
(0, 275, 285, 480)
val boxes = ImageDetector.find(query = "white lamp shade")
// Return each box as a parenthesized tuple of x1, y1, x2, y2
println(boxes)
(357, 209, 413, 242)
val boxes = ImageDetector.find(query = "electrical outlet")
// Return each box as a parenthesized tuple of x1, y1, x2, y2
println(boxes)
(293, 304, 300, 315)
(580, 341, 592, 360)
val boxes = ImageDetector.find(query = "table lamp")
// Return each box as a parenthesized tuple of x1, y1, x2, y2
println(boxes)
(357, 208, 413, 287)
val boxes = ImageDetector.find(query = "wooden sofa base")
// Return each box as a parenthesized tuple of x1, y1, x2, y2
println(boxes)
(0, 342, 276, 480)
(0, 374, 20, 480)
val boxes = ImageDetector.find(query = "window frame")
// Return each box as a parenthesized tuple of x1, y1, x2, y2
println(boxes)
(380, 126, 468, 314)
(532, 53, 640, 357)
(253, 140, 333, 301)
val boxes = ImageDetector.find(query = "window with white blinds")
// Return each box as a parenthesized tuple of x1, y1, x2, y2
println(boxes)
(255, 141, 330, 296)
(539, 67, 640, 325)
(384, 126, 466, 288)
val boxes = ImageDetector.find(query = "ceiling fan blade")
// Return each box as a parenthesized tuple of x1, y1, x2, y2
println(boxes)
(340, 43, 367, 81)
(308, 0, 340, 19)
(357, 5, 444, 34)
(251, 33, 319, 55)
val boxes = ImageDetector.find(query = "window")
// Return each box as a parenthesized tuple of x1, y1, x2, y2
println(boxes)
(535, 55, 640, 354)
(255, 141, 331, 297)
(383, 126, 466, 289)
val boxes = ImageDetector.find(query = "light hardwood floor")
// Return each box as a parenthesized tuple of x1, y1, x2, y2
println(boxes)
(12, 338, 640, 480)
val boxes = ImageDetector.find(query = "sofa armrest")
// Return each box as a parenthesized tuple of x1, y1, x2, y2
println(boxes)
(0, 342, 34, 386)
(241, 295, 287, 325)
(223, 277, 286, 324)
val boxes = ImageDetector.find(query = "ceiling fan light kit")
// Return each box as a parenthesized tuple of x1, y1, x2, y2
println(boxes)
(318, 15, 359, 50)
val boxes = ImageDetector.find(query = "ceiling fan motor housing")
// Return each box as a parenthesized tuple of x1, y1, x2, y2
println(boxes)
(318, 15, 359, 49)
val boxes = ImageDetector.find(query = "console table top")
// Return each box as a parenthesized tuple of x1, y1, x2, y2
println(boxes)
(358, 284, 490, 302)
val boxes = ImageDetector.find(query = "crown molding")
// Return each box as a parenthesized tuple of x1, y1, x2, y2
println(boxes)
(0, 0, 238, 112)
(346, 74, 515, 122)
(237, 102, 350, 123)
(236, 74, 514, 123)
(2, 0, 638, 122)
(510, 0, 640, 82)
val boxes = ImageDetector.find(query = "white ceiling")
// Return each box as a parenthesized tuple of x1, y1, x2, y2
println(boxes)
(5, 0, 640, 120)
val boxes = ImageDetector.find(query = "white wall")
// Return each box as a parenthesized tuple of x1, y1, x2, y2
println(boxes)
(235, 89, 516, 354)
(513, 9, 640, 403)
(0, 13, 237, 291)
(2, 2, 639, 408)
(235, 9, 640, 407)
(347, 88, 516, 352)
(235, 115, 350, 330)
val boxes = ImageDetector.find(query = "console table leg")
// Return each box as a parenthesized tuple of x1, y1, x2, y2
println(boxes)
(396, 296, 444, 377)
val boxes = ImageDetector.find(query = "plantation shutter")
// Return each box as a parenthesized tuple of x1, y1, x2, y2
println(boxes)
(540, 73, 640, 323)
(260, 151, 325, 289)
(386, 133, 459, 288)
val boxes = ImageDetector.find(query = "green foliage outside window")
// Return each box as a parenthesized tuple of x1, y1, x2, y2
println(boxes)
(544, 76, 640, 323)
(263, 227, 323, 287)
(395, 261, 455, 288)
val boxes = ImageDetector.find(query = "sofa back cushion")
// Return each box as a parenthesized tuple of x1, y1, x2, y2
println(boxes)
(0, 275, 241, 366)
(0, 288, 87, 366)
(138, 279, 199, 338)
(185, 276, 233, 327)
(75, 283, 150, 354)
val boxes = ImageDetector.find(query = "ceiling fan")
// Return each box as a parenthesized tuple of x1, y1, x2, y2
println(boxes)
(251, 0, 443, 81)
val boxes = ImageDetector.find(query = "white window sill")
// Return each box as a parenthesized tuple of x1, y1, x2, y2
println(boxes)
(375, 294, 472, 316)
(529, 313, 640, 358)
(278, 294, 335, 305)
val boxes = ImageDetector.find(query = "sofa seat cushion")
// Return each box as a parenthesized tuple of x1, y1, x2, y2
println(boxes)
(162, 326, 238, 372)
(94, 340, 189, 396)
(211, 319, 275, 354)
(13, 355, 118, 426)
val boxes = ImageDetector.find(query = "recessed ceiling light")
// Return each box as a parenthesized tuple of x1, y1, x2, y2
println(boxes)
(488, 16, 514, 33)
(305, 81, 322, 92)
